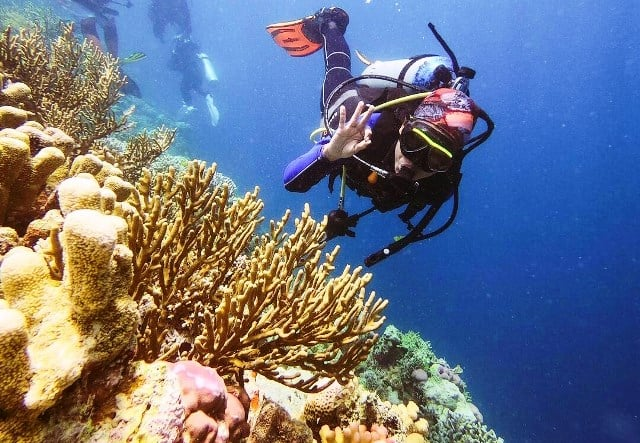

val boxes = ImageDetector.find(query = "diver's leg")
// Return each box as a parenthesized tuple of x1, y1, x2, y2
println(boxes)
(180, 81, 193, 106)
(322, 25, 363, 130)
(306, 8, 362, 129)
(102, 17, 119, 57)
(176, 0, 193, 36)
(321, 24, 352, 110)
(80, 17, 103, 51)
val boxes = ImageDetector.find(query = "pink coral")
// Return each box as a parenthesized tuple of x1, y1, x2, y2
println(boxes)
(170, 361, 249, 443)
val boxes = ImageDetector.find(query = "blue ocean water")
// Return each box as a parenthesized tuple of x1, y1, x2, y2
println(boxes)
(44, 0, 640, 441)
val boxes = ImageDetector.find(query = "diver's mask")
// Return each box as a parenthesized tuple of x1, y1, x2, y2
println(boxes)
(399, 117, 459, 173)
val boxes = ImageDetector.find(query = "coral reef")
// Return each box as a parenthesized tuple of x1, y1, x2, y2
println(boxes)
(127, 160, 388, 391)
(0, 358, 246, 442)
(0, 19, 503, 443)
(0, 23, 130, 153)
(245, 372, 429, 443)
(0, 1, 60, 43)
(357, 326, 503, 443)
(93, 125, 177, 183)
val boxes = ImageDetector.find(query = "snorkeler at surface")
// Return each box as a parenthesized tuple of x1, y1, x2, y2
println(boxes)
(267, 7, 494, 266)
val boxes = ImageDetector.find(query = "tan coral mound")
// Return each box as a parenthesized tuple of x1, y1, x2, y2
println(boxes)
(0, 207, 138, 415)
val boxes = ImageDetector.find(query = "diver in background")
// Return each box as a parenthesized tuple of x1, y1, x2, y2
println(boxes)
(65, 0, 141, 96)
(148, 0, 192, 42)
(267, 7, 493, 266)
(148, 0, 220, 126)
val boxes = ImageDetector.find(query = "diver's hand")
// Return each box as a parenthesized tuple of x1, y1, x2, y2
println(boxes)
(322, 101, 375, 161)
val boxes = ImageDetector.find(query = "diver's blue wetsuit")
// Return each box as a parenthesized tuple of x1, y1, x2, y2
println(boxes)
(283, 137, 332, 192)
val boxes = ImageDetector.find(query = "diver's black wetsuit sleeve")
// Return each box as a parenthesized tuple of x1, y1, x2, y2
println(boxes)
(283, 137, 338, 192)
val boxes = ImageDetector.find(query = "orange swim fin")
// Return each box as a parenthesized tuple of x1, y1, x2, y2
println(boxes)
(266, 18, 322, 57)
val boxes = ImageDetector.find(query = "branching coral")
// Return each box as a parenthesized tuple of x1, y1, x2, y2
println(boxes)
(0, 23, 130, 154)
(94, 125, 177, 183)
(127, 160, 388, 392)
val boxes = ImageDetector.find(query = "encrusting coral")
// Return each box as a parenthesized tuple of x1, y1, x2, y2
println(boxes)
(127, 160, 388, 392)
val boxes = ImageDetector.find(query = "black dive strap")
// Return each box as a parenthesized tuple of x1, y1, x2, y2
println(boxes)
(364, 175, 462, 267)
(364, 200, 446, 267)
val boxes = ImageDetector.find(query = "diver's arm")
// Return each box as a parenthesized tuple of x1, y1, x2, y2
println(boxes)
(321, 102, 375, 161)
(284, 103, 377, 192)
(283, 138, 336, 192)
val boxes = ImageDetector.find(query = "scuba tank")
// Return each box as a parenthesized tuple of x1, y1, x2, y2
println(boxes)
(197, 52, 218, 93)
(357, 54, 455, 92)
(197, 52, 220, 127)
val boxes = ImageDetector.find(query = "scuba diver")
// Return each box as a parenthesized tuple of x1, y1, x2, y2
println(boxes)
(148, 0, 220, 127)
(267, 7, 494, 266)
(148, 0, 192, 43)
(65, 0, 141, 96)
(168, 34, 220, 127)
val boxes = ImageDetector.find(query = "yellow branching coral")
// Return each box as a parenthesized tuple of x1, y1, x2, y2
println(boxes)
(127, 160, 387, 391)
(128, 161, 264, 354)
(94, 125, 177, 183)
(0, 23, 130, 154)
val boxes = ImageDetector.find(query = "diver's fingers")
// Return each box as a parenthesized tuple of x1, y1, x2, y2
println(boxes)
(338, 105, 347, 129)
(352, 103, 374, 132)
(353, 138, 372, 153)
(363, 125, 373, 141)
(360, 104, 375, 128)
(348, 101, 366, 127)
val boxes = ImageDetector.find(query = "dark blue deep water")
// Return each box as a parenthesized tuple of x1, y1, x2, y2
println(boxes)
(43, 1, 640, 441)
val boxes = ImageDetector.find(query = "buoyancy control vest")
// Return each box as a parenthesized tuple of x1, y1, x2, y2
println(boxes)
(328, 87, 462, 214)
(322, 23, 494, 266)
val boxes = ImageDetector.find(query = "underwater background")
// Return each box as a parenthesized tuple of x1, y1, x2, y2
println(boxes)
(20, 0, 640, 441)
